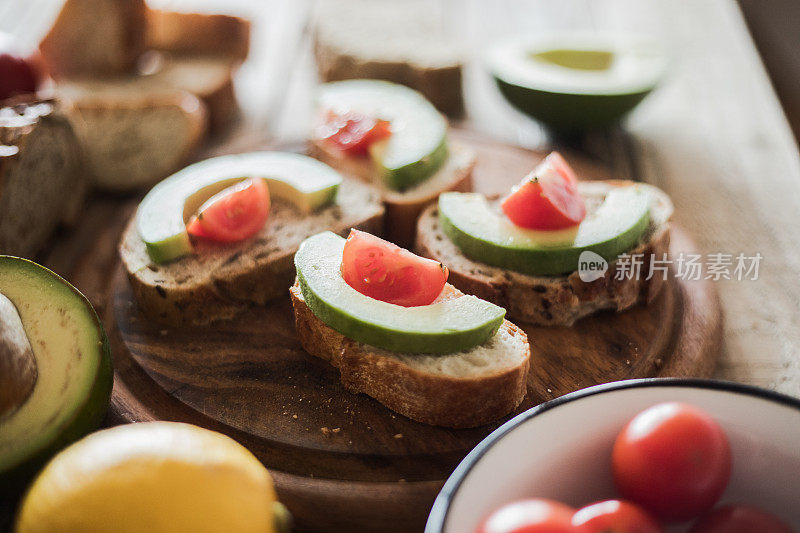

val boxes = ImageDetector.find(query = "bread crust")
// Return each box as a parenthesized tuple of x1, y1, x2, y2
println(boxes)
(290, 283, 529, 428)
(415, 181, 673, 326)
(146, 9, 251, 62)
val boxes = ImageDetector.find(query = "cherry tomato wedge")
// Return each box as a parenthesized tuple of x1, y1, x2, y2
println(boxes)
(341, 229, 448, 307)
(572, 500, 662, 533)
(501, 151, 586, 230)
(612, 402, 732, 522)
(476, 499, 575, 533)
(187, 178, 270, 243)
(317, 109, 392, 156)
(688, 504, 794, 533)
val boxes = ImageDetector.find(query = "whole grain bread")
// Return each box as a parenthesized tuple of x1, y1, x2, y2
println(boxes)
(0, 100, 86, 257)
(290, 281, 529, 428)
(63, 90, 207, 192)
(146, 9, 251, 62)
(39, 0, 146, 78)
(313, 0, 464, 117)
(309, 140, 475, 248)
(415, 181, 674, 326)
(120, 178, 384, 326)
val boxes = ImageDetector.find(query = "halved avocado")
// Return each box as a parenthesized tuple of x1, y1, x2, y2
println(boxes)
(0, 257, 112, 495)
(295, 232, 505, 354)
(318, 80, 449, 191)
(136, 152, 343, 264)
(438, 185, 651, 276)
(487, 34, 668, 132)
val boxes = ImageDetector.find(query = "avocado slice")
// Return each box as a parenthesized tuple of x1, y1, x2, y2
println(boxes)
(318, 80, 448, 191)
(487, 34, 667, 132)
(439, 185, 651, 276)
(0, 257, 112, 494)
(295, 232, 505, 354)
(136, 152, 343, 264)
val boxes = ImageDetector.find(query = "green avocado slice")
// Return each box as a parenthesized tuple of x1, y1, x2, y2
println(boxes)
(487, 34, 668, 131)
(136, 152, 342, 264)
(295, 232, 505, 354)
(439, 185, 651, 276)
(318, 80, 448, 191)
(0, 257, 112, 494)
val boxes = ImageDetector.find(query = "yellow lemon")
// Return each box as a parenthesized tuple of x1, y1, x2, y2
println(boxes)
(15, 422, 278, 533)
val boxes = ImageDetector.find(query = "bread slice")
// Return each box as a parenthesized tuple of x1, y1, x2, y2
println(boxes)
(309, 140, 475, 248)
(63, 91, 207, 192)
(146, 9, 251, 62)
(0, 100, 86, 257)
(416, 181, 674, 326)
(290, 281, 529, 428)
(39, 0, 146, 78)
(313, 0, 464, 117)
(120, 178, 384, 326)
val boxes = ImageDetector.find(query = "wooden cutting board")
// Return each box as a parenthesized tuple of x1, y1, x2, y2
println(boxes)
(105, 130, 722, 533)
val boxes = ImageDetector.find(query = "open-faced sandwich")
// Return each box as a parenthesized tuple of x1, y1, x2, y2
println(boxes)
(416, 152, 674, 326)
(119, 152, 384, 325)
(289, 229, 530, 428)
(308, 79, 476, 248)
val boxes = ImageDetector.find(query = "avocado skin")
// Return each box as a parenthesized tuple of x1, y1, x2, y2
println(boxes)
(380, 137, 449, 191)
(439, 208, 650, 277)
(495, 77, 652, 133)
(0, 258, 113, 497)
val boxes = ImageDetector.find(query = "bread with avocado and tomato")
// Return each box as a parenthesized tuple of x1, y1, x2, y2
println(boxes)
(416, 180, 673, 326)
(119, 152, 384, 326)
(289, 231, 529, 428)
(310, 80, 475, 248)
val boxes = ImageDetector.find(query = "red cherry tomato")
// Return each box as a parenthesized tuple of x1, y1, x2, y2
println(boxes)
(476, 499, 575, 533)
(688, 505, 794, 533)
(340, 229, 448, 307)
(500, 151, 586, 230)
(0, 52, 39, 101)
(317, 110, 392, 156)
(612, 402, 732, 522)
(187, 178, 270, 243)
(572, 500, 663, 533)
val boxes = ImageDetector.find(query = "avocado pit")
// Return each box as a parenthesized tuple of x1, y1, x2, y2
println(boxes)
(0, 292, 37, 419)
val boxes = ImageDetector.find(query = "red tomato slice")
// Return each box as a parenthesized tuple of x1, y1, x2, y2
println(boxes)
(612, 402, 732, 522)
(317, 110, 392, 156)
(476, 499, 575, 533)
(340, 229, 448, 307)
(500, 151, 586, 230)
(187, 178, 270, 243)
(688, 505, 793, 533)
(572, 500, 663, 533)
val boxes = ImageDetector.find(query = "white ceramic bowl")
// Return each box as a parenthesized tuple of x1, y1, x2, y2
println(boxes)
(426, 378, 800, 532)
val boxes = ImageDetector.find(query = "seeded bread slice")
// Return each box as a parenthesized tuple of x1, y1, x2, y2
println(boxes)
(146, 9, 251, 62)
(39, 0, 146, 78)
(120, 178, 384, 326)
(290, 281, 529, 428)
(313, 0, 464, 117)
(309, 140, 475, 248)
(415, 181, 674, 326)
(0, 100, 86, 257)
(63, 91, 207, 192)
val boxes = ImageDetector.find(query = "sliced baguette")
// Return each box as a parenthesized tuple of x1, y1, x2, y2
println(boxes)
(416, 181, 674, 326)
(309, 140, 475, 247)
(120, 179, 384, 326)
(290, 281, 529, 428)
(0, 100, 86, 257)
(146, 9, 251, 62)
(39, 0, 146, 78)
(313, 0, 464, 117)
(63, 91, 207, 192)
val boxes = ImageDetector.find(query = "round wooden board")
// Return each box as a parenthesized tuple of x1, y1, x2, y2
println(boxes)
(107, 131, 722, 533)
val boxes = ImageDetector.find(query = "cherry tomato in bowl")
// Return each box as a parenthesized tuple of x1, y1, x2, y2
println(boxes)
(187, 178, 270, 243)
(341, 229, 448, 307)
(612, 402, 731, 522)
(571, 500, 662, 533)
(688, 504, 794, 533)
(476, 499, 575, 533)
